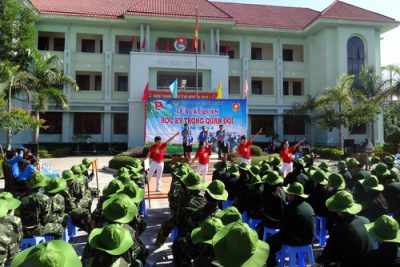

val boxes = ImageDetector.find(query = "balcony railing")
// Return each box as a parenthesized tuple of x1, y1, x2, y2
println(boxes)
(156, 86, 214, 92)
(130, 49, 228, 56)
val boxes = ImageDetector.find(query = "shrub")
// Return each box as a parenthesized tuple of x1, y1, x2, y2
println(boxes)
(108, 155, 172, 174)
(250, 145, 263, 156)
(52, 147, 71, 157)
(311, 147, 343, 160)
(250, 156, 270, 165)
(38, 150, 52, 158)
(383, 143, 397, 154)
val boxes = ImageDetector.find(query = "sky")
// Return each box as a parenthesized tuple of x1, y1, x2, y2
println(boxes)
(212, 0, 400, 66)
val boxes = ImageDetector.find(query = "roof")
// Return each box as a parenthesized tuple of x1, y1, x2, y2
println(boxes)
(29, 0, 397, 29)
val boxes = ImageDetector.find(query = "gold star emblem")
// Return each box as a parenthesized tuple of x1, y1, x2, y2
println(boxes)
(288, 153, 292, 158)
(155, 149, 160, 154)
(244, 148, 248, 152)
(203, 153, 208, 158)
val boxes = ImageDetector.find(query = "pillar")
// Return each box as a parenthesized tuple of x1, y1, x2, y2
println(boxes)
(140, 24, 145, 52)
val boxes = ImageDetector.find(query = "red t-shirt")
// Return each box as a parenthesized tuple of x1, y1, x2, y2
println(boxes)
(150, 143, 167, 162)
(237, 141, 253, 159)
(196, 146, 212, 165)
(280, 146, 296, 163)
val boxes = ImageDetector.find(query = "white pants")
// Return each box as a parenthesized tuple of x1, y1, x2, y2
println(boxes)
(196, 164, 209, 182)
(147, 161, 164, 190)
(240, 158, 251, 165)
(281, 162, 293, 176)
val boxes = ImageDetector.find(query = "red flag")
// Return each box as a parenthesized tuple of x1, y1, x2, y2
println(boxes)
(194, 11, 199, 50)
(191, 39, 195, 51)
(131, 36, 136, 51)
(141, 38, 146, 49)
(166, 41, 171, 51)
(155, 39, 159, 50)
(202, 40, 206, 52)
(242, 79, 248, 99)
(141, 82, 150, 103)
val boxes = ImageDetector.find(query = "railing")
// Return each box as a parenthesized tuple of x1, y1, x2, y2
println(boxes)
(131, 49, 229, 56)
(156, 86, 214, 92)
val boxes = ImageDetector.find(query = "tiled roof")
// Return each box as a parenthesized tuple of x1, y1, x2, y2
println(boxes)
(213, 2, 320, 29)
(320, 1, 397, 23)
(126, 0, 233, 20)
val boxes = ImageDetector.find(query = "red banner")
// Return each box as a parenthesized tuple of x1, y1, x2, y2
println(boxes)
(149, 91, 217, 99)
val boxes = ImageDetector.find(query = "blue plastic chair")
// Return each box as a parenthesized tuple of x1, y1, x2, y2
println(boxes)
(170, 227, 179, 242)
(263, 227, 280, 241)
(314, 216, 328, 247)
(242, 212, 248, 224)
(20, 236, 53, 250)
(247, 217, 262, 231)
(63, 228, 71, 242)
(276, 244, 315, 267)
(139, 200, 148, 218)
(67, 218, 79, 238)
(222, 200, 234, 209)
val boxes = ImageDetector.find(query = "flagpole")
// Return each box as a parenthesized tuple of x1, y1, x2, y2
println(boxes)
(195, 7, 199, 98)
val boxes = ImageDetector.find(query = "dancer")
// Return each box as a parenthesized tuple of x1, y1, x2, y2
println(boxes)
(190, 140, 217, 182)
(236, 128, 262, 164)
(279, 139, 304, 177)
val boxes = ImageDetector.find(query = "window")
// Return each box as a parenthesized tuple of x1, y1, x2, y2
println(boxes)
(114, 113, 128, 134)
(347, 36, 365, 86)
(350, 124, 367, 135)
(38, 37, 50, 51)
(74, 112, 101, 134)
(119, 41, 131, 54)
(283, 49, 293, 61)
(283, 81, 289, 95)
(81, 39, 95, 53)
(251, 80, 262, 95)
(53, 38, 65, 51)
(116, 75, 128, 92)
(251, 115, 274, 135)
(95, 75, 102, 91)
(40, 112, 62, 134)
(284, 115, 305, 135)
(76, 75, 90, 91)
(292, 81, 302, 96)
(157, 71, 202, 89)
(251, 48, 262, 60)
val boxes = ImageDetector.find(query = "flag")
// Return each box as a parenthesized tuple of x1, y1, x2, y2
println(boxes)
(242, 79, 249, 99)
(194, 11, 199, 50)
(141, 38, 146, 49)
(166, 41, 171, 51)
(155, 39, 159, 50)
(141, 82, 150, 103)
(202, 40, 206, 52)
(216, 81, 222, 99)
(169, 79, 178, 98)
(131, 36, 136, 51)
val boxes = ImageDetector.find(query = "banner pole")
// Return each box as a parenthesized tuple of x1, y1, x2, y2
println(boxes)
(144, 101, 148, 145)
(195, 7, 199, 98)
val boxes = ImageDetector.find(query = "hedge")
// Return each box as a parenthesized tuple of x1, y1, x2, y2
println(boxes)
(108, 155, 173, 174)
(250, 145, 263, 156)
(311, 147, 343, 160)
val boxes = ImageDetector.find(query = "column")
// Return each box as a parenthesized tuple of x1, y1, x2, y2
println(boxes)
(105, 26, 112, 101)
(215, 28, 220, 55)
(146, 24, 150, 52)
(276, 36, 283, 104)
(64, 23, 72, 96)
(140, 24, 144, 52)
(210, 28, 215, 55)
(103, 107, 112, 143)
(62, 113, 71, 142)
(276, 114, 284, 140)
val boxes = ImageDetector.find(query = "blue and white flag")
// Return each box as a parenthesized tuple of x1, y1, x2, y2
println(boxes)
(169, 79, 178, 98)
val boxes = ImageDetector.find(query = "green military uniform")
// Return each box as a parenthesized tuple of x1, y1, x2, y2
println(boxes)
(0, 200, 12, 266)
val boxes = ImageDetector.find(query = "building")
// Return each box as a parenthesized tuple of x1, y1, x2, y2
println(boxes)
(3, 0, 399, 148)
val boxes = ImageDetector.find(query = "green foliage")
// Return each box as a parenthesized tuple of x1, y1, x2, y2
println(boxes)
(109, 156, 173, 173)
(250, 156, 271, 165)
(38, 150, 52, 158)
(311, 147, 344, 160)
(250, 145, 263, 156)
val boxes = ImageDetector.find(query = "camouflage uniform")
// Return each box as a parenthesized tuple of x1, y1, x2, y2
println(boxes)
(45, 192, 69, 238)
(0, 224, 11, 267)
(16, 191, 51, 237)
(0, 215, 22, 264)
(59, 189, 77, 213)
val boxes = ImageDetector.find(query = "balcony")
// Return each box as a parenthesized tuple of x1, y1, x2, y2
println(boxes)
(155, 86, 214, 92)
(249, 60, 275, 77)
(72, 52, 104, 71)
(229, 59, 242, 76)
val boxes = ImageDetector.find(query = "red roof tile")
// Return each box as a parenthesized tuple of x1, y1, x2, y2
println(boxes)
(320, 1, 396, 23)
(213, 2, 320, 29)
(126, 0, 233, 20)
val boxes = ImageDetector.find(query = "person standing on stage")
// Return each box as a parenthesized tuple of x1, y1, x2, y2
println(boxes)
(279, 140, 304, 177)
(190, 140, 217, 182)
(198, 126, 208, 143)
(181, 123, 193, 161)
(146, 132, 180, 192)
(216, 125, 226, 160)
(236, 128, 262, 164)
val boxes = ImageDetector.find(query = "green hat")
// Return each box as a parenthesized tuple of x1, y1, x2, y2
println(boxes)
(365, 215, 400, 243)
(247, 175, 263, 187)
(259, 162, 271, 173)
(0, 192, 21, 210)
(318, 161, 330, 172)
(82, 157, 92, 167)
(384, 155, 395, 165)
(305, 165, 319, 177)
(171, 162, 182, 170)
(102, 193, 137, 223)
(293, 158, 305, 167)
(10, 240, 81, 267)
(191, 217, 224, 244)
(283, 182, 308, 198)
(370, 156, 381, 165)
(213, 222, 270, 267)
(128, 169, 143, 180)
(119, 181, 145, 203)
(310, 169, 328, 185)
(130, 159, 143, 170)
(174, 168, 188, 180)
(89, 224, 134, 256)
(373, 163, 388, 176)
(269, 157, 282, 167)
(44, 178, 67, 194)
(79, 164, 87, 173)
(360, 175, 384, 191)
(328, 173, 346, 190)
(115, 167, 130, 177)
(239, 162, 251, 171)
(303, 155, 313, 164)
(116, 172, 132, 184)
(71, 165, 82, 175)
(326, 190, 362, 214)
(227, 165, 240, 177)
(181, 172, 204, 190)
(62, 170, 77, 181)
(347, 158, 360, 168)
(0, 199, 9, 218)
(353, 170, 370, 181)
(258, 159, 270, 166)
(216, 206, 242, 225)
(102, 179, 124, 197)
(206, 180, 228, 201)
(337, 160, 347, 169)
(262, 171, 283, 185)
(249, 166, 260, 177)
(26, 173, 49, 189)
(213, 162, 226, 172)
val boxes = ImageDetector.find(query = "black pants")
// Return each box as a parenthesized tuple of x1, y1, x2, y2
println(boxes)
(266, 232, 284, 267)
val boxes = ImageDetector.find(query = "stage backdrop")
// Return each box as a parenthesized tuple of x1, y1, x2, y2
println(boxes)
(145, 98, 247, 145)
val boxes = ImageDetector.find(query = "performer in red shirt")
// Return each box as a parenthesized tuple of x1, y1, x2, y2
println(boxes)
(236, 128, 262, 164)
(145, 132, 179, 192)
(190, 140, 217, 182)
(279, 139, 305, 177)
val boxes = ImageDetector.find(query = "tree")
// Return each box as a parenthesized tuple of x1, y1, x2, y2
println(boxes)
(0, 0, 38, 70)
(28, 52, 78, 144)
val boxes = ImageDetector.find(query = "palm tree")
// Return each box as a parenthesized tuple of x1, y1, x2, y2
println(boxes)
(0, 61, 37, 150)
(28, 52, 78, 144)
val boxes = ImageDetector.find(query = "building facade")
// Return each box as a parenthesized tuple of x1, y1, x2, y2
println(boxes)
(3, 0, 398, 148)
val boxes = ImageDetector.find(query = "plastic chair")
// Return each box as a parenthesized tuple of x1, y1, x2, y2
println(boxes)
(170, 227, 179, 242)
(139, 200, 147, 218)
(20, 236, 53, 250)
(67, 218, 79, 238)
(247, 217, 262, 231)
(63, 228, 71, 242)
(222, 200, 234, 209)
(263, 227, 280, 241)
(144, 261, 156, 267)
(314, 216, 328, 247)
(242, 212, 248, 224)
(276, 244, 315, 267)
